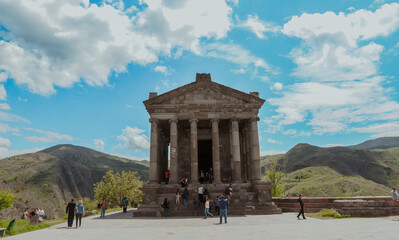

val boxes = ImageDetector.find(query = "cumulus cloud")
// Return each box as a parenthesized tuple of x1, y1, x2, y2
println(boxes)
(0, 136, 11, 148)
(0, 0, 233, 96)
(0, 147, 43, 159)
(154, 65, 173, 75)
(239, 14, 281, 39)
(260, 150, 286, 156)
(0, 103, 10, 110)
(94, 138, 105, 151)
(270, 82, 283, 91)
(117, 126, 150, 152)
(267, 4, 399, 137)
(353, 122, 399, 138)
(24, 128, 74, 143)
(0, 85, 6, 100)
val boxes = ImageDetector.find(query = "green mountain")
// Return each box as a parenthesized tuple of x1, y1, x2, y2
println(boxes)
(262, 142, 399, 197)
(0, 144, 149, 219)
(348, 137, 399, 150)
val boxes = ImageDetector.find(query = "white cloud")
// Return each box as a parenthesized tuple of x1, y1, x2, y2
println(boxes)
(323, 143, 344, 147)
(231, 68, 246, 74)
(353, 122, 399, 138)
(270, 82, 283, 91)
(0, 72, 7, 82)
(24, 128, 74, 143)
(266, 138, 282, 144)
(0, 111, 30, 123)
(0, 103, 10, 110)
(154, 65, 173, 75)
(94, 138, 105, 151)
(239, 14, 281, 39)
(0, 85, 6, 100)
(0, 147, 43, 159)
(117, 126, 150, 152)
(0, 0, 233, 96)
(0, 136, 11, 148)
(267, 4, 399, 136)
(0, 122, 19, 133)
(260, 150, 286, 156)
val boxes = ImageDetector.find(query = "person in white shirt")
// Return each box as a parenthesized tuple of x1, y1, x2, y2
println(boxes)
(204, 197, 213, 219)
(198, 186, 204, 203)
(391, 187, 398, 201)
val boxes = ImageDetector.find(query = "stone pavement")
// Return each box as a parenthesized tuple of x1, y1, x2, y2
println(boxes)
(7, 210, 399, 240)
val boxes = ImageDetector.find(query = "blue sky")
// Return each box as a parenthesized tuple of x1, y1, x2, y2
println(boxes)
(1, 0, 399, 159)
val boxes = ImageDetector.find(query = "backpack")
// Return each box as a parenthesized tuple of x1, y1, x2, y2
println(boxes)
(97, 203, 101, 209)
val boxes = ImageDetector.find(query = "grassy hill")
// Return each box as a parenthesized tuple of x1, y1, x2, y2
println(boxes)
(348, 137, 399, 150)
(0, 144, 149, 219)
(261, 142, 399, 197)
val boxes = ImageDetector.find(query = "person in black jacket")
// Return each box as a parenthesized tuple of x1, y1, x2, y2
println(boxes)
(297, 194, 306, 220)
(66, 199, 76, 227)
(161, 198, 170, 217)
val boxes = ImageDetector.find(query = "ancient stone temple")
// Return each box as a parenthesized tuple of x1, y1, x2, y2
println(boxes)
(134, 73, 281, 216)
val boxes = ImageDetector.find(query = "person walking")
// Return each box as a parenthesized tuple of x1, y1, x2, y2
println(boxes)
(161, 198, 170, 217)
(75, 200, 85, 228)
(218, 195, 228, 224)
(175, 189, 181, 205)
(123, 197, 128, 213)
(182, 188, 189, 207)
(193, 197, 201, 216)
(297, 194, 306, 220)
(204, 197, 213, 219)
(100, 198, 108, 218)
(66, 199, 76, 227)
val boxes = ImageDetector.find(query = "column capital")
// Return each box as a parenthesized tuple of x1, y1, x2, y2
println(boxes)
(249, 117, 260, 122)
(211, 118, 219, 123)
(149, 118, 159, 124)
(169, 118, 178, 124)
(230, 117, 240, 123)
(189, 118, 199, 123)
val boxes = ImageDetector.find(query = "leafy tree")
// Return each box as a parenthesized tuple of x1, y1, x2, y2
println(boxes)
(94, 170, 143, 208)
(0, 171, 16, 210)
(266, 160, 285, 197)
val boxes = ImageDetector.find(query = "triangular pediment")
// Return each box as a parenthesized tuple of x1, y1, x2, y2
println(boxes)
(144, 78, 265, 108)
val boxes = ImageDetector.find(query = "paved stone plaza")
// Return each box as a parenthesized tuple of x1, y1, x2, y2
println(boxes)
(7, 210, 399, 240)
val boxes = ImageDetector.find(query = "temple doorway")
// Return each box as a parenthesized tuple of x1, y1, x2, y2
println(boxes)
(198, 140, 213, 174)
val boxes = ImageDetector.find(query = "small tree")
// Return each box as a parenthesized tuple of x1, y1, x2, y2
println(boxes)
(94, 170, 143, 208)
(0, 171, 16, 210)
(266, 160, 285, 197)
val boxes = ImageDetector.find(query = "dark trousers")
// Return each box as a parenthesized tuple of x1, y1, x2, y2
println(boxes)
(297, 207, 305, 218)
(75, 213, 82, 227)
(67, 213, 74, 227)
(123, 205, 127, 213)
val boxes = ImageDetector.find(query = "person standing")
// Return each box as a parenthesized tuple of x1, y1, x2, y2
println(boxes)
(182, 188, 189, 207)
(208, 168, 214, 184)
(161, 198, 170, 217)
(123, 197, 128, 213)
(100, 198, 108, 218)
(199, 170, 205, 184)
(297, 194, 306, 220)
(75, 200, 85, 228)
(204, 197, 213, 219)
(198, 186, 204, 203)
(66, 199, 76, 227)
(214, 196, 220, 215)
(193, 197, 201, 216)
(175, 189, 181, 205)
(391, 187, 398, 201)
(218, 195, 228, 224)
(164, 170, 170, 184)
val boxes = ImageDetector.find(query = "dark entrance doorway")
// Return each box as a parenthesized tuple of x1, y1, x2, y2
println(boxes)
(198, 140, 213, 174)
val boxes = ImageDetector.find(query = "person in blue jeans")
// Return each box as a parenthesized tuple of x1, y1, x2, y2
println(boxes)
(75, 200, 85, 228)
(182, 188, 189, 207)
(218, 195, 228, 224)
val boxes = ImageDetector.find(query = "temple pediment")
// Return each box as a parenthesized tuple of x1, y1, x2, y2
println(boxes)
(144, 73, 265, 109)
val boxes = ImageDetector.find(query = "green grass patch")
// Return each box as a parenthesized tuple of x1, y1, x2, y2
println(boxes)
(0, 219, 50, 236)
(308, 209, 351, 219)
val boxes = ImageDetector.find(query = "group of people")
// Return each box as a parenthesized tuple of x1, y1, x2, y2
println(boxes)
(65, 199, 86, 228)
(21, 208, 45, 222)
(161, 185, 231, 224)
(199, 168, 213, 184)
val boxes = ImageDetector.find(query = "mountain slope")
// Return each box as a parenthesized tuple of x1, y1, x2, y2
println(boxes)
(0, 144, 149, 219)
(348, 137, 399, 150)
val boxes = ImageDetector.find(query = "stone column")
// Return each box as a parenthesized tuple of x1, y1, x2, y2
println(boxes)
(211, 118, 221, 183)
(231, 118, 242, 183)
(169, 119, 178, 184)
(190, 118, 199, 183)
(149, 118, 159, 183)
(249, 117, 262, 182)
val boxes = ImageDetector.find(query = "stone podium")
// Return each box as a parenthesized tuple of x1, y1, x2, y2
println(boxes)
(134, 73, 281, 217)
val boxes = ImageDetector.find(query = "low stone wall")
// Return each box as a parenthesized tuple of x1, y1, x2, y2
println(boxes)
(273, 196, 399, 216)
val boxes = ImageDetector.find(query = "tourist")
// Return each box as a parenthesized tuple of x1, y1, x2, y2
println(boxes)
(66, 199, 76, 227)
(199, 170, 205, 184)
(161, 198, 170, 217)
(204, 188, 209, 201)
(38, 207, 45, 222)
(182, 188, 189, 207)
(123, 197, 128, 213)
(21, 209, 29, 219)
(75, 200, 85, 228)
(297, 194, 306, 220)
(175, 189, 181, 205)
(208, 168, 214, 184)
(184, 177, 189, 187)
(218, 195, 228, 224)
(204, 197, 213, 219)
(214, 196, 220, 215)
(181, 177, 186, 187)
(100, 198, 108, 218)
(164, 170, 170, 184)
(228, 184, 233, 197)
(198, 185, 204, 203)
(391, 187, 399, 201)
(193, 197, 201, 216)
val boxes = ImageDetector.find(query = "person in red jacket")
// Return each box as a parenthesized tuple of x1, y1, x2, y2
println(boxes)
(164, 170, 170, 184)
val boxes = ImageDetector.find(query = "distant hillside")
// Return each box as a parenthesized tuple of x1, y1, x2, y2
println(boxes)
(348, 137, 399, 150)
(261, 142, 399, 197)
(0, 144, 149, 219)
